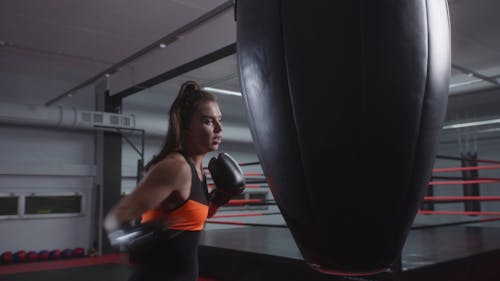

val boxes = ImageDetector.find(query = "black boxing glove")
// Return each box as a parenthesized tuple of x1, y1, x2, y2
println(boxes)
(106, 222, 157, 249)
(208, 152, 246, 206)
(106, 221, 183, 250)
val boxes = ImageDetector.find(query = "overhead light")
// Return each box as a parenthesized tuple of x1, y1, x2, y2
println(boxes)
(443, 118, 500, 129)
(159, 43, 166, 48)
(477, 127, 500, 134)
(203, 87, 242, 97)
(449, 79, 483, 88)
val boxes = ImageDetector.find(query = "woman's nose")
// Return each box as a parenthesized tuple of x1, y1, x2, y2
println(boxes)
(214, 121, 222, 132)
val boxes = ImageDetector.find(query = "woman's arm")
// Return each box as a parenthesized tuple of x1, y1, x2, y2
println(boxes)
(104, 155, 190, 231)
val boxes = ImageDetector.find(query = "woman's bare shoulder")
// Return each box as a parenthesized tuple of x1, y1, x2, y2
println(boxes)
(125, 153, 191, 208)
(146, 153, 191, 184)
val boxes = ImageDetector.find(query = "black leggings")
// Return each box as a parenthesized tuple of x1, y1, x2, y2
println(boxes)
(128, 231, 200, 281)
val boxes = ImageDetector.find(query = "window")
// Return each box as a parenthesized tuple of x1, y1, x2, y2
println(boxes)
(25, 194, 83, 215)
(0, 195, 19, 216)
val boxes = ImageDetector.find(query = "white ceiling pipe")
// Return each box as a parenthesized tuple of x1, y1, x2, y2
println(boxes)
(0, 101, 252, 143)
(0, 101, 132, 130)
(0, 101, 80, 128)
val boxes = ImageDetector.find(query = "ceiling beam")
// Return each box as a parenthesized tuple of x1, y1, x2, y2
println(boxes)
(44, 0, 235, 106)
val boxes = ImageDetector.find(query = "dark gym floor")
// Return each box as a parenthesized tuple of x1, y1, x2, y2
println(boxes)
(198, 225, 500, 281)
(0, 263, 131, 281)
(199, 225, 500, 271)
(2, 225, 500, 281)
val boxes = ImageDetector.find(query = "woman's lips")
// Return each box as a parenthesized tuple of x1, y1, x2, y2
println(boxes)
(213, 137, 222, 144)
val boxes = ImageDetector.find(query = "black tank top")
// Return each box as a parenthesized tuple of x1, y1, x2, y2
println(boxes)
(141, 153, 209, 230)
(130, 153, 209, 281)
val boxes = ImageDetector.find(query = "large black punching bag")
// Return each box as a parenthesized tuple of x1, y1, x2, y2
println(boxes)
(236, 0, 450, 276)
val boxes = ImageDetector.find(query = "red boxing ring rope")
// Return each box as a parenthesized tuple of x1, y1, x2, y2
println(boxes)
(428, 179, 500, 186)
(436, 155, 500, 165)
(432, 164, 500, 173)
(423, 196, 500, 202)
(418, 210, 500, 216)
(205, 220, 287, 227)
(226, 196, 500, 206)
(227, 199, 263, 205)
(212, 212, 281, 219)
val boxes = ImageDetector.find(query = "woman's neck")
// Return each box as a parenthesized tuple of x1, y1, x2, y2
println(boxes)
(189, 154, 204, 169)
(180, 148, 206, 169)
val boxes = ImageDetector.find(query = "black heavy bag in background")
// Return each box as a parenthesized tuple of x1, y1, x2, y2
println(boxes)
(236, 0, 450, 276)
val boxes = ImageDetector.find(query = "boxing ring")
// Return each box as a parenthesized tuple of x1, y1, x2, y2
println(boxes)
(198, 224, 500, 281)
(197, 154, 500, 281)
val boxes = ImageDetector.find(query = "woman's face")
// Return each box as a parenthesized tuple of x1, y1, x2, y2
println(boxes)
(184, 101, 223, 154)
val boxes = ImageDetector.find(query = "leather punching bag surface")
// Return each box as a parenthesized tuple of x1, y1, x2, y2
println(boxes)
(236, 0, 450, 276)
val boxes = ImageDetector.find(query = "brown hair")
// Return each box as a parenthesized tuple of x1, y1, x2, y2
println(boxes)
(144, 81, 217, 171)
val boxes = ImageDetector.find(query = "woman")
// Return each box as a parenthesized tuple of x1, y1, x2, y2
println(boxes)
(104, 81, 229, 281)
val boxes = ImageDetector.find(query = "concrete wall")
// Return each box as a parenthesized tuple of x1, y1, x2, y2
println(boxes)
(0, 49, 260, 253)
